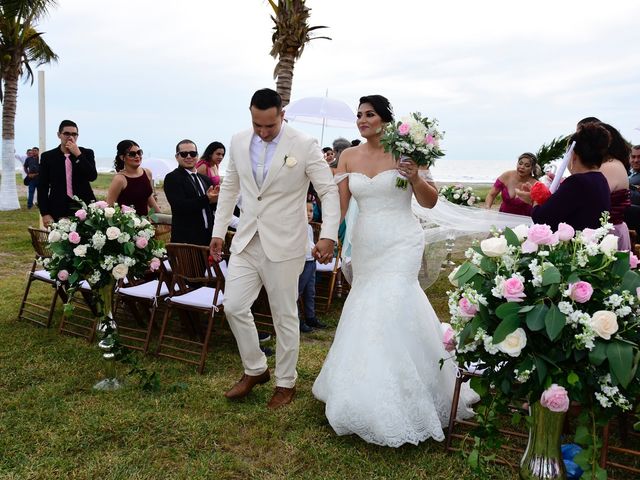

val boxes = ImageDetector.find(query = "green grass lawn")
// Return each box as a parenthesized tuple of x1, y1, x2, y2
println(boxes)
(0, 189, 510, 480)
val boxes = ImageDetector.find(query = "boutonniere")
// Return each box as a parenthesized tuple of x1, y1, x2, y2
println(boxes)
(284, 155, 297, 167)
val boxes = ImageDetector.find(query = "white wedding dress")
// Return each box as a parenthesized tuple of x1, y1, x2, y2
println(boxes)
(312, 169, 479, 447)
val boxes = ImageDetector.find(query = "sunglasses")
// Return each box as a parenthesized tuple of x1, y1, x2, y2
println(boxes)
(177, 151, 198, 158)
(126, 150, 143, 158)
(61, 132, 79, 137)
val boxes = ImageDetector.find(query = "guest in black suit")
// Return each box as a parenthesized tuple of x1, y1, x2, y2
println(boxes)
(628, 145, 640, 205)
(164, 139, 218, 245)
(38, 120, 97, 226)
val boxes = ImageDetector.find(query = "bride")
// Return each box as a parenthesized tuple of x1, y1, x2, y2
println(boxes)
(312, 95, 479, 447)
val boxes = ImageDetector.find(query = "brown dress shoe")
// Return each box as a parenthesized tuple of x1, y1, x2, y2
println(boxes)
(267, 386, 296, 409)
(224, 370, 270, 399)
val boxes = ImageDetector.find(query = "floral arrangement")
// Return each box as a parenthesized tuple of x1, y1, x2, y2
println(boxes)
(45, 201, 165, 299)
(530, 181, 552, 205)
(380, 112, 444, 189)
(447, 217, 640, 478)
(439, 184, 479, 206)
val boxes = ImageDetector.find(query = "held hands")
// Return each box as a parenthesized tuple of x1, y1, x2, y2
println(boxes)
(515, 183, 533, 205)
(206, 185, 220, 203)
(397, 158, 420, 185)
(209, 237, 224, 262)
(313, 238, 335, 264)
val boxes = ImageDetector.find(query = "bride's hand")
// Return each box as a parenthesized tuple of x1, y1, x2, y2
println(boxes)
(397, 157, 419, 184)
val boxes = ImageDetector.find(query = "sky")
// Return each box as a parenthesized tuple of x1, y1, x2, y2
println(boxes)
(11, 0, 640, 168)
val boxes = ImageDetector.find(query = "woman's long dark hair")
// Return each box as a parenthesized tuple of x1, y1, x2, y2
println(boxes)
(358, 95, 394, 123)
(570, 123, 610, 169)
(200, 141, 226, 165)
(113, 139, 139, 172)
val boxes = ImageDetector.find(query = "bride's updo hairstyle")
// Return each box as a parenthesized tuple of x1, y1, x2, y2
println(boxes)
(113, 139, 140, 172)
(358, 95, 394, 123)
(570, 123, 611, 169)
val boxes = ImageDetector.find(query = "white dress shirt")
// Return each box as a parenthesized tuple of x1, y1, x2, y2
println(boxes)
(185, 168, 209, 229)
(250, 122, 286, 184)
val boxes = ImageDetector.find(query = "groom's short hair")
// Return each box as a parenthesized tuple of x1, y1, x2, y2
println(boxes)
(250, 88, 282, 111)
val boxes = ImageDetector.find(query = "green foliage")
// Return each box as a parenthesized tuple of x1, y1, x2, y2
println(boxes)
(536, 136, 570, 171)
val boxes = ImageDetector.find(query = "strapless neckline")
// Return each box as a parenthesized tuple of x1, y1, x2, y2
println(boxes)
(350, 169, 397, 181)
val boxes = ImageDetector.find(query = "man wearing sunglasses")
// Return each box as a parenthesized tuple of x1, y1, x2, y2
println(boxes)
(210, 88, 340, 409)
(163, 139, 218, 245)
(38, 120, 97, 226)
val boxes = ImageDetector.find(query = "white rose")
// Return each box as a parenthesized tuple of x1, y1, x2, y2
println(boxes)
(48, 230, 62, 243)
(106, 226, 121, 240)
(133, 217, 141, 227)
(496, 328, 527, 357)
(285, 156, 297, 167)
(140, 218, 151, 227)
(590, 310, 618, 340)
(599, 234, 618, 255)
(104, 207, 116, 218)
(73, 244, 88, 257)
(512, 224, 529, 242)
(448, 265, 461, 286)
(111, 263, 129, 280)
(480, 236, 508, 257)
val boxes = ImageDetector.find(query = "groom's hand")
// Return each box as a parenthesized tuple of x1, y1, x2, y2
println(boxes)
(313, 239, 335, 264)
(210, 237, 224, 262)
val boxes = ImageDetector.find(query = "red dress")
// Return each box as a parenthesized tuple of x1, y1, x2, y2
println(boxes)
(116, 172, 153, 215)
(494, 178, 532, 216)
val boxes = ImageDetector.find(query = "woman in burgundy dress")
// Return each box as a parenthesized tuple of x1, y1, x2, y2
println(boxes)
(484, 152, 540, 216)
(599, 123, 632, 250)
(106, 140, 161, 215)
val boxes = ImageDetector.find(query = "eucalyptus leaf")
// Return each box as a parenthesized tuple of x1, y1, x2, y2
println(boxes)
(612, 251, 630, 278)
(492, 315, 521, 344)
(621, 270, 640, 293)
(542, 266, 561, 286)
(526, 304, 548, 331)
(574, 425, 591, 445)
(607, 341, 634, 388)
(503, 227, 520, 247)
(495, 302, 521, 320)
(588, 341, 607, 366)
(544, 303, 565, 341)
(533, 356, 548, 385)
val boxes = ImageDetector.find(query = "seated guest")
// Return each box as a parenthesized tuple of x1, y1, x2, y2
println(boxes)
(629, 144, 640, 205)
(331, 137, 351, 170)
(196, 141, 225, 189)
(106, 140, 161, 216)
(599, 124, 632, 250)
(164, 139, 218, 245)
(518, 123, 611, 231)
(484, 152, 540, 215)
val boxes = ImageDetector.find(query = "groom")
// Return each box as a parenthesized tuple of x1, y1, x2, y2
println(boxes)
(210, 88, 340, 408)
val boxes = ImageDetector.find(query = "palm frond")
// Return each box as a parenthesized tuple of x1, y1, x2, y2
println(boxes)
(536, 135, 571, 170)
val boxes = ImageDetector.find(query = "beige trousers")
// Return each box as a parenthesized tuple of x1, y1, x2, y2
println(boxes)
(223, 233, 305, 388)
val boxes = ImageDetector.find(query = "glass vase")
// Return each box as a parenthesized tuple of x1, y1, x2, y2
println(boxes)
(520, 402, 566, 480)
(93, 281, 123, 391)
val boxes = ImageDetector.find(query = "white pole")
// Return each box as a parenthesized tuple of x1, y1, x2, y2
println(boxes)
(38, 71, 46, 152)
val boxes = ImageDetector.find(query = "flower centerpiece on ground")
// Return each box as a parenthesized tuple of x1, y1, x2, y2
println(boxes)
(45, 200, 165, 389)
(380, 112, 444, 189)
(447, 217, 640, 479)
(439, 184, 479, 206)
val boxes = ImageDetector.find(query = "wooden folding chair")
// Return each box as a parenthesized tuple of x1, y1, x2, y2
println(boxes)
(314, 242, 344, 314)
(113, 263, 171, 353)
(17, 227, 66, 327)
(152, 221, 172, 244)
(156, 243, 226, 374)
(600, 411, 640, 476)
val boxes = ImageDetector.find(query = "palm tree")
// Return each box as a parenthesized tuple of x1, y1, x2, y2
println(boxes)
(267, 0, 330, 106)
(0, 0, 58, 211)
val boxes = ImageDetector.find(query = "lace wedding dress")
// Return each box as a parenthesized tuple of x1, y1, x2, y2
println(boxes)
(312, 169, 479, 447)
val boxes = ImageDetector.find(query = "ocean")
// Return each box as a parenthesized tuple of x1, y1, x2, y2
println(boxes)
(17, 156, 513, 185)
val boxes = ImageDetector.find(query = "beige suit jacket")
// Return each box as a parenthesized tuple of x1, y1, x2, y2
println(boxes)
(212, 124, 340, 262)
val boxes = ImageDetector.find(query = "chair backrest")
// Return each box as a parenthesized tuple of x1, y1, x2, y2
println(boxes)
(152, 222, 172, 244)
(28, 227, 52, 259)
(165, 243, 225, 301)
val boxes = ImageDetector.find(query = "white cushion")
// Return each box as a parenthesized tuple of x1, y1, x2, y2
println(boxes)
(119, 280, 169, 300)
(316, 258, 340, 272)
(163, 259, 171, 273)
(170, 287, 224, 310)
(79, 280, 92, 291)
(33, 269, 53, 281)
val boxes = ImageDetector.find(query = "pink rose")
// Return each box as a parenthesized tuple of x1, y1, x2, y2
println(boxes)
(582, 228, 597, 244)
(94, 200, 108, 209)
(527, 224, 555, 245)
(68, 231, 81, 244)
(74, 209, 87, 221)
(121, 205, 135, 213)
(630, 254, 639, 269)
(149, 257, 161, 271)
(540, 384, 570, 413)
(441, 323, 456, 352)
(458, 298, 478, 318)
(425, 134, 434, 145)
(521, 239, 538, 253)
(57, 270, 69, 281)
(556, 223, 575, 241)
(398, 123, 410, 136)
(568, 281, 593, 303)
(502, 276, 526, 302)
(135, 237, 148, 249)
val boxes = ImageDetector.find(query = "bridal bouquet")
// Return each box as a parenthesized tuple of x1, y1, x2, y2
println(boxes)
(439, 184, 479, 206)
(447, 217, 640, 477)
(380, 112, 444, 189)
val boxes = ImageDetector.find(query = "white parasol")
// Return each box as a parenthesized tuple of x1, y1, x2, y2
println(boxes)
(284, 96, 356, 144)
